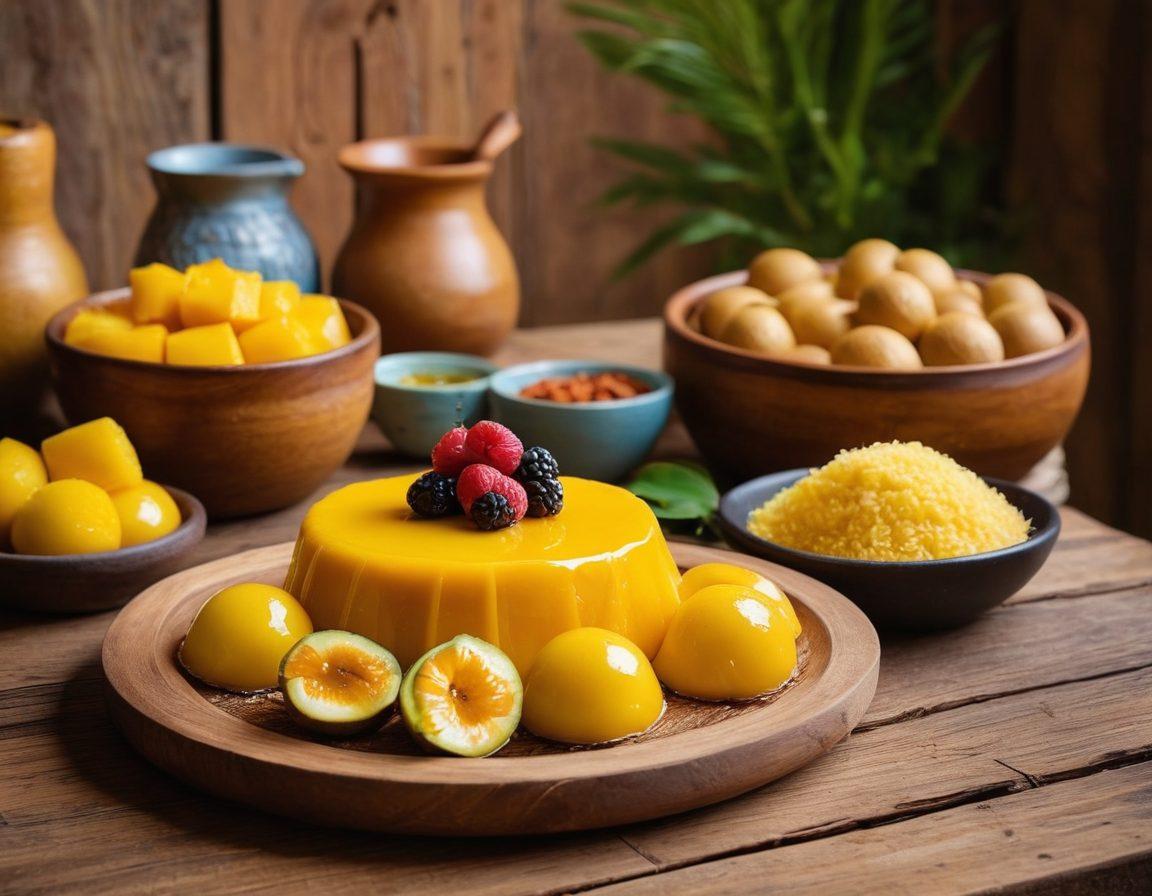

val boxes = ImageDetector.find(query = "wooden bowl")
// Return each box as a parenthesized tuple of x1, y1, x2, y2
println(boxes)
(718, 471, 1060, 631)
(46, 289, 381, 518)
(0, 486, 206, 614)
(664, 268, 1090, 483)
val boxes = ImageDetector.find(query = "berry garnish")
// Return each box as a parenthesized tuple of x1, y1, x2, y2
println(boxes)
(464, 421, 523, 475)
(431, 427, 472, 476)
(515, 446, 560, 483)
(457, 464, 506, 515)
(470, 492, 518, 531)
(524, 478, 564, 517)
(406, 472, 460, 518)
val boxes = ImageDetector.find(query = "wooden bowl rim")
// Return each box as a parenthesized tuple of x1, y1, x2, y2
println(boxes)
(665, 266, 1090, 382)
(0, 485, 206, 568)
(102, 541, 879, 788)
(46, 288, 380, 375)
(718, 471, 1061, 570)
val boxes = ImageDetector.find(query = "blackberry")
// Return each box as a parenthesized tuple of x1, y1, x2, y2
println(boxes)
(406, 472, 460, 518)
(469, 491, 518, 531)
(525, 477, 564, 517)
(515, 446, 560, 483)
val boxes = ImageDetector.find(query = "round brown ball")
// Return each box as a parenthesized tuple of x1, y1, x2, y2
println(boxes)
(984, 273, 1047, 316)
(778, 344, 831, 365)
(777, 279, 834, 322)
(988, 302, 1065, 358)
(919, 312, 1005, 366)
(720, 304, 796, 354)
(895, 248, 955, 294)
(747, 248, 822, 296)
(831, 326, 923, 370)
(955, 279, 983, 302)
(855, 271, 937, 340)
(933, 288, 984, 318)
(791, 299, 855, 349)
(699, 285, 774, 339)
(836, 238, 899, 299)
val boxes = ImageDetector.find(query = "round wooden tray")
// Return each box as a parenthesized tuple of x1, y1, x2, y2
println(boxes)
(102, 541, 880, 836)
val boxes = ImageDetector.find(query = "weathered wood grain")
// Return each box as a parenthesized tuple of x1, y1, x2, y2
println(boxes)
(591, 763, 1152, 896)
(0, 0, 209, 289)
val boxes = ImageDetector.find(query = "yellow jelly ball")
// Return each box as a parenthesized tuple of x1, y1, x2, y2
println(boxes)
(179, 583, 313, 693)
(0, 438, 48, 547)
(10, 479, 121, 556)
(654, 584, 798, 701)
(523, 627, 665, 744)
(111, 480, 182, 547)
(679, 562, 801, 638)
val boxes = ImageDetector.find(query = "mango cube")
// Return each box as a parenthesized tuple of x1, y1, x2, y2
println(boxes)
(130, 263, 186, 327)
(260, 281, 302, 319)
(179, 258, 262, 330)
(64, 307, 133, 347)
(238, 315, 319, 364)
(42, 417, 143, 492)
(75, 324, 168, 364)
(166, 322, 245, 367)
(0, 437, 48, 546)
(298, 296, 351, 351)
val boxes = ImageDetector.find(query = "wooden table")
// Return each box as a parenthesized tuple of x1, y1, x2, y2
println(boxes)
(3, 320, 1151, 895)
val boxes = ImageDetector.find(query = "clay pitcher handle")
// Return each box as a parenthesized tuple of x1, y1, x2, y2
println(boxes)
(470, 111, 522, 162)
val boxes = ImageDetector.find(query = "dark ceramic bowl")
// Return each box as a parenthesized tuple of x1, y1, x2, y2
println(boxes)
(717, 470, 1060, 631)
(0, 486, 206, 615)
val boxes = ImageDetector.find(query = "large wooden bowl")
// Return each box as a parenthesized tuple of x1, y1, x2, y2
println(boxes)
(664, 269, 1090, 483)
(46, 289, 380, 518)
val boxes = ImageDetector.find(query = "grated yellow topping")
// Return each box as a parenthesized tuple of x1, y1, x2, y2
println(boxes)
(747, 441, 1030, 561)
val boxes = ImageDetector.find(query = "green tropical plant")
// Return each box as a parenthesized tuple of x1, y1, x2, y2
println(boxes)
(569, 0, 1004, 274)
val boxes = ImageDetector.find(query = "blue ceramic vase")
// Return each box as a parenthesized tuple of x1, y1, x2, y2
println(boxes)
(134, 143, 319, 290)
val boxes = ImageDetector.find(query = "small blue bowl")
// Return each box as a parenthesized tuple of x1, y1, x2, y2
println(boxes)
(488, 360, 674, 481)
(718, 470, 1060, 632)
(373, 352, 498, 457)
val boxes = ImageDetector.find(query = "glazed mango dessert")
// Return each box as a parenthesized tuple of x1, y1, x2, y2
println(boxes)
(0, 418, 182, 554)
(64, 259, 352, 365)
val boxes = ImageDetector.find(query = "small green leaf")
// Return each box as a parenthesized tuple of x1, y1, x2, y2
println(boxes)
(625, 461, 719, 523)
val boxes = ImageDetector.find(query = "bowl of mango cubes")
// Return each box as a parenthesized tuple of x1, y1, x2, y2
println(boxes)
(46, 259, 381, 518)
(0, 417, 206, 613)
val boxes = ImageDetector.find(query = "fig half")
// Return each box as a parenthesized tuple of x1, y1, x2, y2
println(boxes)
(400, 634, 523, 757)
(279, 630, 401, 737)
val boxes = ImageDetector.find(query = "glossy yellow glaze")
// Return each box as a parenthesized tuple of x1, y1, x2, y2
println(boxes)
(654, 583, 798, 701)
(129, 262, 186, 328)
(10, 479, 120, 555)
(0, 437, 47, 546)
(110, 480, 181, 547)
(165, 322, 244, 367)
(679, 562, 801, 638)
(522, 627, 664, 744)
(298, 296, 351, 350)
(259, 281, 302, 318)
(179, 258, 261, 330)
(284, 476, 682, 673)
(179, 583, 313, 693)
(238, 315, 317, 364)
(41, 417, 143, 493)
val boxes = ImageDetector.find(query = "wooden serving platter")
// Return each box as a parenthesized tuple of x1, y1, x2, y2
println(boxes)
(102, 542, 879, 836)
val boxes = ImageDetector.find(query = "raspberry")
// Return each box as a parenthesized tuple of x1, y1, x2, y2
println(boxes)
(524, 478, 563, 517)
(456, 463, 506, 514)
(515, 446, 560, 483)
(464, 420, 523, 475)
(469, 492, 518, 531)
(431, 427, 472, 476)
(406, 472, 460, 518)
(492, 475, 528, 521)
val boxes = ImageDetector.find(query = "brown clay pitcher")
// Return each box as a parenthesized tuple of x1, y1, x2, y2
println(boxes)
(333, 115, 520, 356)
(0, 120, 88, 426)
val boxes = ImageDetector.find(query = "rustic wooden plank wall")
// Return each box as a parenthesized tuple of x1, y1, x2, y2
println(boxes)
(1, 0, 1148, 536)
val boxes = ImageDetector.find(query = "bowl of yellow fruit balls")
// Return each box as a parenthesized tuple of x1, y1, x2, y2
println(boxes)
(46, 259, 381, 518)
(0, 417, 206, 613)
(664, 240, 1090, 485)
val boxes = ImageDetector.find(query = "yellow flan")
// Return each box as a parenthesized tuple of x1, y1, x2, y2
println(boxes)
(283, 476, 681, 673)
